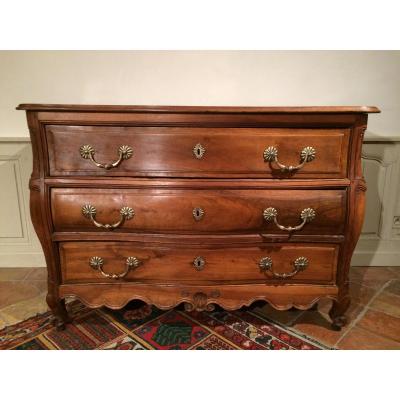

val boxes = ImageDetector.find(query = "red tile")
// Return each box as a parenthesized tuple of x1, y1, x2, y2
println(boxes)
(387, 268, 400, 278)
(315, 297, 365, 322)
(0, 268, 34, 281)
(349, 282, 377, 305)
(337, 326, 400, 350)
(369, 291, 400, 318)
(292, 302, 363, 347)
(30, 280, 47, 293)
(292, 311, 343, 347)
(26, 268, 47, 280)
(357, 309, 400, 342)
(385, 280, 400, 297)
(349, 267, 398, 289)
(0, 281, 42, 309)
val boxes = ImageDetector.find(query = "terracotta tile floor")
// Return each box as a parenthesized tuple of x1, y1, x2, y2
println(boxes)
(0, 266, 399, 349)
(255, 266, 400, 349)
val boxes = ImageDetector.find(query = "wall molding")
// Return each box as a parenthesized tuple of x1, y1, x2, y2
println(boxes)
(352, 141, 400, 266)
(0, 140, 45, 267)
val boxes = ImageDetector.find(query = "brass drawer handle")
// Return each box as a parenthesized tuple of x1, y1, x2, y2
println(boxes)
(263, 207, 315, 232)
(80, 144, 133, 170)
(89, 256, 140, 279)
(82, 204, 134, 230)
(193, 256, 205, 271)
(259, 256, 308, 279)
(263, 146, 316, 172)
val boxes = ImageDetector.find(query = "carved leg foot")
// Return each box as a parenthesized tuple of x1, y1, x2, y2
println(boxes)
(329, 297, 350, 331)
(331, 315, 347, 331)
(54, 318, 67, 331)
(47, 294, 70, 330)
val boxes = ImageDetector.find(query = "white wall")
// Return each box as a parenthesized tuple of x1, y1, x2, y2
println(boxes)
(1, 51, 399, 139)
(0, 51, 399, 267)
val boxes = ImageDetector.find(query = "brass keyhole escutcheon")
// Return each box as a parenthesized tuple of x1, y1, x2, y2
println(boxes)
(193, 207, 205, 221)
(193, 143, 206, 159)
(193, 256, 205, 271)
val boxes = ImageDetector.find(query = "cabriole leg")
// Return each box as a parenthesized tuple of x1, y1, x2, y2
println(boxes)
(329, 296, 350, 331)
(46, 294, 70, 330)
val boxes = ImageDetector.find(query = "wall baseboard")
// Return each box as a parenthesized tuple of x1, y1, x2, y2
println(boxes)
(352, 239, 400, 266)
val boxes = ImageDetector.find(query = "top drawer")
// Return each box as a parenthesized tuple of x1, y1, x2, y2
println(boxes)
(46, 125, 350, 178)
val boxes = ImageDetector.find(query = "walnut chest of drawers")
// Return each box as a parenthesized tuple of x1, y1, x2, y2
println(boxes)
(18, 104, 380, 330)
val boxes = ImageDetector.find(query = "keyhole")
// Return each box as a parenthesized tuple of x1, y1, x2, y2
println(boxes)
(193, 143, 205, 159)
(193, 256, 205, 270)
(193, 207, 204, 221)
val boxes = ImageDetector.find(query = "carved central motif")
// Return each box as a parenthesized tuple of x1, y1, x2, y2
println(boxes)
(181, 290, 220, 312)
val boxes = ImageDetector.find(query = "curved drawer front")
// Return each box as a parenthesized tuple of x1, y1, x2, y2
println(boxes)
(46, 125, 350, 178)
(60, 242, 339, 284)
(51, 188, 347, 235)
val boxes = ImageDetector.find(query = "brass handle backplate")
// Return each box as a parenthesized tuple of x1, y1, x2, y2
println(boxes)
(193, 256, 206, 271)
(89, 256, 140, 279)
(80, 144, 133, 169)
(259, 256, 308, 279)
(82, 204, 134, 230)
(263, 146, 316, 172)
(263, 207, 315, 232)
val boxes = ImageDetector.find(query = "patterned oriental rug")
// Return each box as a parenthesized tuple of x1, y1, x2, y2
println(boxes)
(0, 301, 329, 350)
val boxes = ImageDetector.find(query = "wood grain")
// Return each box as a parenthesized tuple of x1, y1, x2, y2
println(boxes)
(59, 241, 338, 284)
(59, 282, 339, 312)
(46, 125, 349, 178)
(51, 188, 347, 235)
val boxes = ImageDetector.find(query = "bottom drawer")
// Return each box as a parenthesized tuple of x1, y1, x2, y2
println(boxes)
(59, 242, 338, 284)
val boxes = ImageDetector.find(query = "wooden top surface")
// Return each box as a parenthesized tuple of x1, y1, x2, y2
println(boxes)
(16, 104, 380, 114)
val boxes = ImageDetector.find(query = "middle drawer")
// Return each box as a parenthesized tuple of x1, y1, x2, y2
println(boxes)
(51, 188, 346, 235)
